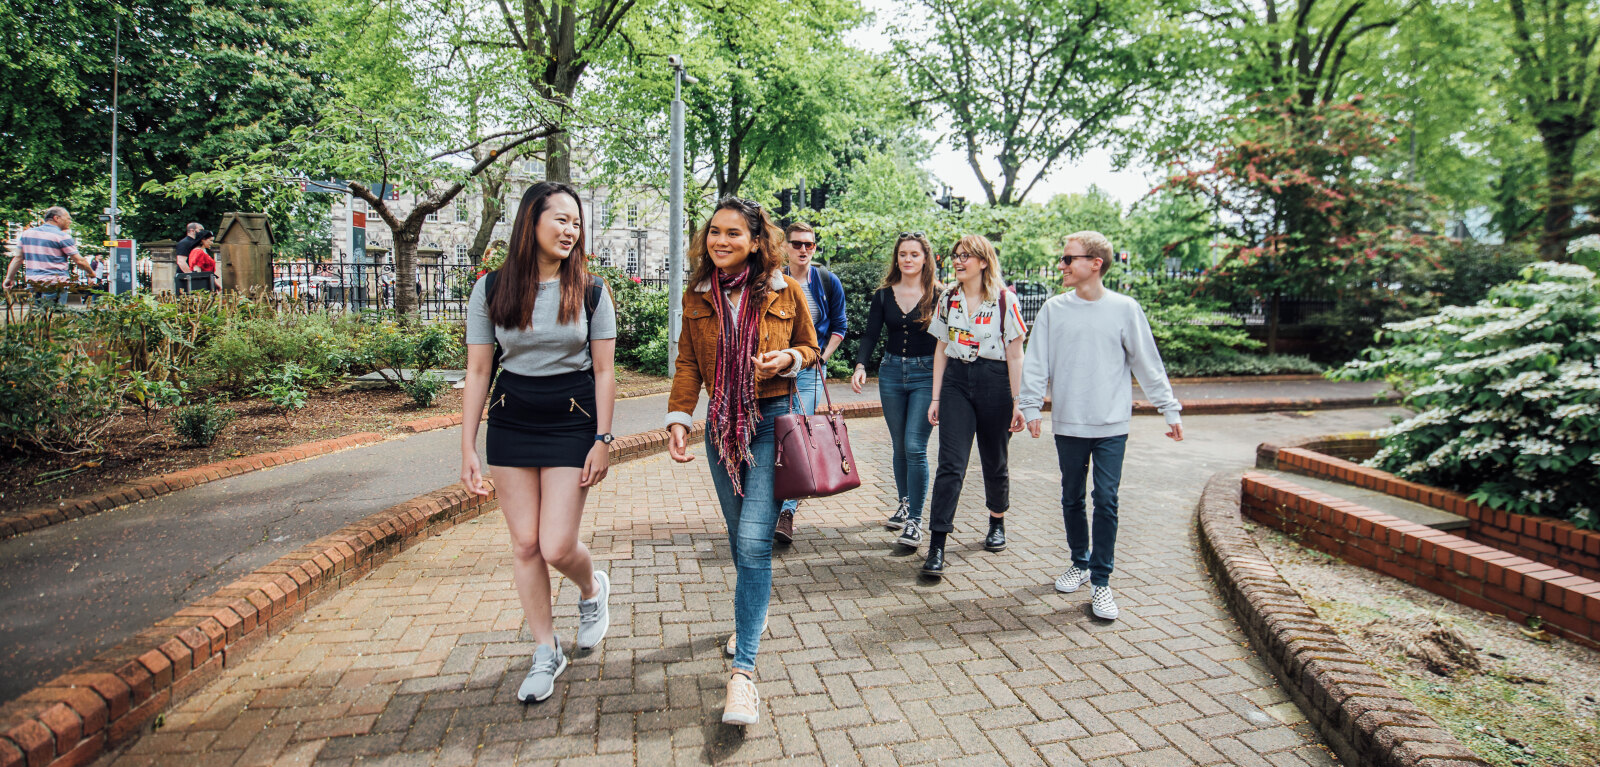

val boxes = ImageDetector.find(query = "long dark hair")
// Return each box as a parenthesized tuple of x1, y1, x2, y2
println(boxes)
(489, 181, 588, 328)
(686, 197, 786, 302)
(880, 232, 940, 328)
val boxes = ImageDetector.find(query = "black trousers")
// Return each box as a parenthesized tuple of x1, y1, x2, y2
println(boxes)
(928, 358, 1013, 534)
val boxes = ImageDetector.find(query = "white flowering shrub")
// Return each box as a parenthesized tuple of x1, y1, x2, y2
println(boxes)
(1336, 263, 1600, 528)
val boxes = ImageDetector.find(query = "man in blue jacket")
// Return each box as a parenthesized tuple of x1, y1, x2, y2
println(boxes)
(776, 221, 847, 543)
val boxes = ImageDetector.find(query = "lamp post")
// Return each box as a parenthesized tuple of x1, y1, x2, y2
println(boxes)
(668, 55, 696, 368)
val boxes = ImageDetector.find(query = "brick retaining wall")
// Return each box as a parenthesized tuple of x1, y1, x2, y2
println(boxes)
(1196, 471, 1487, 767)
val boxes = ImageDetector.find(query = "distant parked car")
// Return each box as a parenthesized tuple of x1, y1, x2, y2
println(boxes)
(273, 275, 341, 298)
(1009, 280, 1054, 325)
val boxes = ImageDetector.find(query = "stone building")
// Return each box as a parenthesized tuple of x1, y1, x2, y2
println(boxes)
(328, 158, 674, 276)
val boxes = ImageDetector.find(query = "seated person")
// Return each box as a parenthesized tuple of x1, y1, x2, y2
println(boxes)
(187, 231, 220, 290)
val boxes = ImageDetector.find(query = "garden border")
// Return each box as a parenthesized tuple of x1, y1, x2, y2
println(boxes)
(1196, 471, 1489, 767)
(0, 402, 883, 767)
(0, 412, 478, 542)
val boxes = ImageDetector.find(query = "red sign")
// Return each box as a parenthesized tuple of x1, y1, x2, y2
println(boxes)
(352, 211, 366, 229)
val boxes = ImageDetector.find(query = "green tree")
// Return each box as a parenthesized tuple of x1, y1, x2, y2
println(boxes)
(0, 0, 329, 241)
(893, 0, 1191, 206)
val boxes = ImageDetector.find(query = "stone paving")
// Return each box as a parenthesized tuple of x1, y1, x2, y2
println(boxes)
(102, 407, 1402, 766)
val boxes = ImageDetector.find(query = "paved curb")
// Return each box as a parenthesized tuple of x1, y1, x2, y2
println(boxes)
(1195, 470, 1488, 767)
(1134, 392, 1399, 415)
(0, 401, 887, 767)
(1167, 373, 1330, 384)
(0, 412, 482, 541)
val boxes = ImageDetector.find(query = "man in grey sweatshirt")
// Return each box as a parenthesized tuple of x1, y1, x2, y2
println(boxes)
(1018, 231, 1184, 621)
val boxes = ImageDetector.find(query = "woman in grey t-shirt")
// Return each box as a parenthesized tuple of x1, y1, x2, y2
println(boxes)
(458, 182, 617, 705)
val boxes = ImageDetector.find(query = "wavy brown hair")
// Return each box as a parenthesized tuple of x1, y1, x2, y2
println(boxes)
(879, 232, 940, 328)
(686, 197, 786, 301)
(948, 233, 1004, 303)
(489, 181, 588, 329)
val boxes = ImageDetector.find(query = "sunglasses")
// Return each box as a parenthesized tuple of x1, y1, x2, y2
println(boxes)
(788, 240, 817, 250)
(897, 231, 926, 239)
(1060, 254, 1099, 265)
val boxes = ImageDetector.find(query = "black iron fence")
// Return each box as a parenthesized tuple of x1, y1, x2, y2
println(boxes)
(273, 260, 483, 320)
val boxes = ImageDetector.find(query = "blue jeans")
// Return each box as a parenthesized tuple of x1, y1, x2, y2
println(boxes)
(1054, 434, 1128, 587)
(779, 367, 824, 517)
(877, 354, 934, 520)
(706, 396, 788, 672)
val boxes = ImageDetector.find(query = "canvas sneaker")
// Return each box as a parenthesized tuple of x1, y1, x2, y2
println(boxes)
(1054, 565, 1091, 594)
(575, 570, 611, 650)
(722, 673, 760, 726)
(1091, 585, 1119, 621)
(724, 618, 769, 658)
(885, 498, 910, 530)
(896, 517, 923, 548)
(517, 637, 567, 703)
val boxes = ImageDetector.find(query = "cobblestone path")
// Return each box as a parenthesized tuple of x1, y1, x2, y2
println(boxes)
(105, 408, 1401, 767)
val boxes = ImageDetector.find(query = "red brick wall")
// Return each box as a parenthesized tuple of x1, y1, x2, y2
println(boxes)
(1241, 472, 1600, 649)
(1272, 447, 1600, 582)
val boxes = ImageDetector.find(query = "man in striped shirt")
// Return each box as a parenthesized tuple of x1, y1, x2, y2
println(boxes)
(3, 207, 94, 305)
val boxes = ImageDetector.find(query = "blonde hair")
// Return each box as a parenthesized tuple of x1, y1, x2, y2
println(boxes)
(1063, 230, 1114, 275)
(949, 234, 1004, 303)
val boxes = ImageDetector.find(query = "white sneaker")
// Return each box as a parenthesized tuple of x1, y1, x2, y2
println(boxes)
(722, 673, 760, 726)
(517, 636, 567, 703)
(724, 618, 769, 657)
(1054, 565, 1091, 594)
(1091, 585, 1119, 621)
(575, 570, 610, 650)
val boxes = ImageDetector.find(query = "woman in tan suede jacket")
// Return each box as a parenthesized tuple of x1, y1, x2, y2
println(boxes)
(665, 197, 818, 727)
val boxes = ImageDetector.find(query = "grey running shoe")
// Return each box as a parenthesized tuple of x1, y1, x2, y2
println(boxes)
(517, 637, 567, 703)
(1054, 565, 1091, 594)
(1091, 585, 1119, 621)
(885, 498, 910, 530)
(896, 517, 923, 548)
(576, 570, 611, 650)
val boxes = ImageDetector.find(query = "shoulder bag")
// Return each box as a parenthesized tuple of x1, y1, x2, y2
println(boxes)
(772, 363, 861, 499)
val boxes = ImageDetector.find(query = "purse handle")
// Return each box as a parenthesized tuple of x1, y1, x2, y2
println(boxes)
(785, 360, 840, 415)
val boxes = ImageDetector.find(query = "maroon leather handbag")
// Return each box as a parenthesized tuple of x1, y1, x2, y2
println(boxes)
(772, 364, 861, 500)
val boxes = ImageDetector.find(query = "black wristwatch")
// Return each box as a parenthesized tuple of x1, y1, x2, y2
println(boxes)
(596, 433, 614, 445)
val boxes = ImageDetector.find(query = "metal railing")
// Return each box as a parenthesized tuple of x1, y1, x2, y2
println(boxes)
(272, 260, 482, 320)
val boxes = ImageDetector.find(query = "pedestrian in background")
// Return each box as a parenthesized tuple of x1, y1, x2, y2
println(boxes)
(774, 221, 847, 544)
(460, 181, 618, 704)
(1021, 231, 1184, 622)
(173, 222, 201, 275)
(851, 232, 941, 549)
(186, 230, 220, 290)
(922, 234, 1027, 578)
(2, 207, 95, 307)
(665, 197, 819, 727)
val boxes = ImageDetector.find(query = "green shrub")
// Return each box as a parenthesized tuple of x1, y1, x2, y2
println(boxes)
(350, 319, 462, 388)
(197, 313, 358, 391)
(0, 325, 124, 455)
(124, 370, 186, 427)
(169, 400, 236, 448)
(1335, 262, 1600, 527)
(1166, 352, 1323, 378)
(830, 261, 890, 374)
(402, 371, 447, 407)
(252, 362, 314, 420)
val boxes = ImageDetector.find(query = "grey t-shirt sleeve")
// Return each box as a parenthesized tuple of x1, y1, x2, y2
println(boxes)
(590, 287, 618, 340)
(466, 275, 495, 345)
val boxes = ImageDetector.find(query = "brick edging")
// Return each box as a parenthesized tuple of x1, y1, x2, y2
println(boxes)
(1195, 471, 1488, 767)
(1134, 392, 1398, 416)
(0, 399, 889, 767)
(0, 432, 390, 541)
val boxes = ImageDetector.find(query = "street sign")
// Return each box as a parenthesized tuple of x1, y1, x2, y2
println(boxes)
(102, 239, 136, 295)
(302, 179, 349, 195)
(351, 211, 366, 263)
(371, 184, 400, 201)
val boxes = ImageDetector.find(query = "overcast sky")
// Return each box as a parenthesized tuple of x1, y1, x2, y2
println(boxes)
(846, 0, 1161, 211)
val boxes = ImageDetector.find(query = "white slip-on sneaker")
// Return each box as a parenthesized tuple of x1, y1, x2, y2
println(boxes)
(722, 673, 760, 726)
(1055, 565, 1091, 594)
(1091, 585, 1119, 621)
(575, 570, 610, 650)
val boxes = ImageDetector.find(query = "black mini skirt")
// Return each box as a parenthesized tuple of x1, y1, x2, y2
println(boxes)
(485, 369, 597, 468)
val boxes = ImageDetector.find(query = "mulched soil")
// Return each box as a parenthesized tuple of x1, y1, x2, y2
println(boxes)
(1252, 523, 1600, 767)
(1, 384, 465, 514)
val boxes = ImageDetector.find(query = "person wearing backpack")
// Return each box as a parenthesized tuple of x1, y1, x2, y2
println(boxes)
(459, 181, 617, 704)
(922, 234, 1027, 579)
(773, 221, 847, 544)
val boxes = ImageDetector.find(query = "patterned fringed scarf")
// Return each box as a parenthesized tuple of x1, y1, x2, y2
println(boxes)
(706, 266, 764, 495)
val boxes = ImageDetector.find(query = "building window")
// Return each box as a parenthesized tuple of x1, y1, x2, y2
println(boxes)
(455, 244, 468, 263)
(455, 204, 468, 223)
(598, 200, 611, 228)
(626, 203, 639, 228)
(600, 246, 613, 266)
(524, 159, 546, 176)
(626, 247, 639, 275)
(425, 209, 439, 222)
(498, 201, 506, 224)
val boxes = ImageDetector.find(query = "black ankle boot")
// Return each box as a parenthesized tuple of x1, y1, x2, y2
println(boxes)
(921, 535, 946, 577)
(984, 517, 1007, 552)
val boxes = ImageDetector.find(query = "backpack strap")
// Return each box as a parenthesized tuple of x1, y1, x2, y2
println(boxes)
(484, 270, 504, 373)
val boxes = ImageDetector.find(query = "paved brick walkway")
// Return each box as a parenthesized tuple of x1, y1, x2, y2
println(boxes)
(103, 408, 1401, 766)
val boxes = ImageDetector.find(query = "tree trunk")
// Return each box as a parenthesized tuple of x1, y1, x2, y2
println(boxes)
(546, 132, 571, 184)
(1267, 291, 1281, 355)
(393, 225, 422, 315)
(467, 183, 506, 263)
(1537, 122, 1583, 261)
